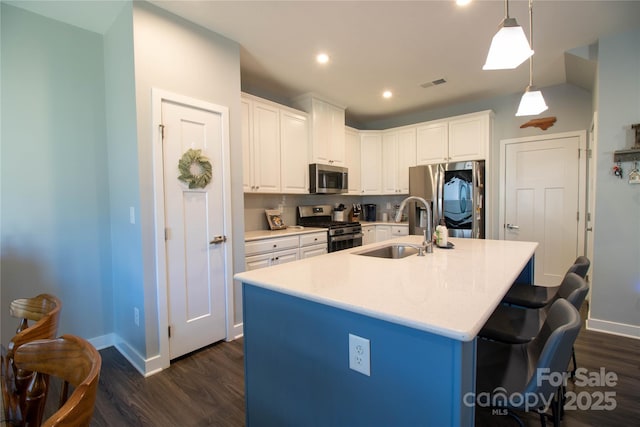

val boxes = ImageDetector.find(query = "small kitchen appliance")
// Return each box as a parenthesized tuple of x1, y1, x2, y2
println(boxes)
(297, 205, 362, 252)
(363, 204, 377, 222)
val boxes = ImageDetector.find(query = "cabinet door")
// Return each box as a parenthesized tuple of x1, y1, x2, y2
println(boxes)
(272, 248, 299, 265)
(253, 101, 281, 192)
(375, 225, 391, 242)
(328, 104, 346, 165)
(360, 132, 382, 195)
(241, 98, 254, 192)
(280, 110, 308, 193)
(448, 114, 487, 161)
(397, 128, 416, 193)
(245, 253, 272, 271)
(362, 225, 376, 245)
(416, 121, 448, 165)
(299, 244, 328, 259)
(345, 128, 361, 194)
(382, 132, 399, 194)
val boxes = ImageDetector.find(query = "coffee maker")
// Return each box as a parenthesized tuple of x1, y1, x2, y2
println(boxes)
(363, 204, 377, 222)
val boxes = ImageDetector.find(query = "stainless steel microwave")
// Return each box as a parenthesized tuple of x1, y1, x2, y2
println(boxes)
(309, 163, 348, 194)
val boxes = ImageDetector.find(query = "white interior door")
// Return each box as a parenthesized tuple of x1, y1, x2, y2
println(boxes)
(162, 99, 227, 359)
(503, 134, 583, 286)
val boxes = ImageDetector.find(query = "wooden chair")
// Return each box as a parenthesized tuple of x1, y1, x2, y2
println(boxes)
(11, 335, 101, 427)
(2, 294, 62, 426)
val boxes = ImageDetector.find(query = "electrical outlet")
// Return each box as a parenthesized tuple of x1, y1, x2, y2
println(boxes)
(134, 307, 140, 326)
(349, 333, 370, 376)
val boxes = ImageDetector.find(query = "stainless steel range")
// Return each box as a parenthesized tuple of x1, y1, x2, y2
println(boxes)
(297, 205, 363, 253)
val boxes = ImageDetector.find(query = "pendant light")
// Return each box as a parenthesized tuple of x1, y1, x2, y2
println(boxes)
(483, 0, 534, 70)
(516, 0, 548, 116)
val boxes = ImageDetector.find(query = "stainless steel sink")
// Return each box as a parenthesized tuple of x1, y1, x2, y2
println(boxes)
(356, 244, 420, 259)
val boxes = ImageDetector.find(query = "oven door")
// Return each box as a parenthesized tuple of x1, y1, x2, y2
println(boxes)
(329, 233, 363, 252)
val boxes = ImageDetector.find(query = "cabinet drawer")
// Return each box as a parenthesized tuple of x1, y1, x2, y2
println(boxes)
(299, 232, 328, 247)
(391, 225, 409, 236)
(245, 235, 300, 256)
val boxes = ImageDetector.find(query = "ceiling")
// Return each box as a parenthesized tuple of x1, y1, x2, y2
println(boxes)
(10, 0, 640, 125)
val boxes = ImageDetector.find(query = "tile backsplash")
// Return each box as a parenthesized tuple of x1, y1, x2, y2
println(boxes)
(244, 193, 407, 231)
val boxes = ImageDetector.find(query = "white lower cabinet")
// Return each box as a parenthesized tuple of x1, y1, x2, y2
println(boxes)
(245, 248, 298, 271)
(391, 225, 409, 237)
(245, 231, 328, 271)
(375, 225, 391, 242)
(299, 231, 328, 259)
(245, 235, 300, 271)
(362, 225, 376, 245)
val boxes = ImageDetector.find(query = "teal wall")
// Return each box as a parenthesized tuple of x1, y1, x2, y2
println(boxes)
(1, 4, 112, 343)
(590, 28, 640, 330)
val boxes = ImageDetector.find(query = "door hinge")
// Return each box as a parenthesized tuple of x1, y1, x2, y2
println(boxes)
(159, 124, 165, 140)
(577, 211, 580, 221)
(165, 227, 170, 241)
(168, 325, 172, 338)
(587, 148, 593, 158)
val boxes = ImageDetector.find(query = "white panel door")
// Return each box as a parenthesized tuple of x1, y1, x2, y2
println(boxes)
(162, 100, 227, 359)
(504, 136, 580, 285)
(280, 110, 308, 193)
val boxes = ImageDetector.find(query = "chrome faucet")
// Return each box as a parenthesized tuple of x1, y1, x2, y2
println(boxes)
(395, 196, 433, 254)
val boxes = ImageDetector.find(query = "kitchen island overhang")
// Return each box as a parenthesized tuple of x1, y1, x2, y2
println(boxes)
(235, 236, 537, 426)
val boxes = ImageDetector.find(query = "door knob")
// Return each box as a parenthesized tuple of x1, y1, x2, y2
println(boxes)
(209, 236, 227, 244)
(506, 224, 520, 230)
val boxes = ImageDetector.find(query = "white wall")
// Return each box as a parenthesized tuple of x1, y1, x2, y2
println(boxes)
(130, 1, 244, 355)
(588, 28, 640, 337)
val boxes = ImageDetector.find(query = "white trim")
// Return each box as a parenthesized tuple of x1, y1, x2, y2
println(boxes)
(586, 318, 640, 340)
(227, 322, 244, 341)
(88, 333, 117, 350)
(498, 131, 588, 253)
(151, 88, 235, 369)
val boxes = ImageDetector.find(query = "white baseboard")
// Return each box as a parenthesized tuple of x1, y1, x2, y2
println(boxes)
(89, 333, 166, 377)
(586, 317, 640, 340)
(227, 322, 243, 341)
(90, 327, 245, 377)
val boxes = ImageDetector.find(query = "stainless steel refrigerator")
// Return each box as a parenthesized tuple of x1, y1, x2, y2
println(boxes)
(408, 161, 485, 239)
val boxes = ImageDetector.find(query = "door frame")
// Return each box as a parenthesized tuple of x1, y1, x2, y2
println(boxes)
(498, 130, 588, 256)
(151, 88, 234, 370)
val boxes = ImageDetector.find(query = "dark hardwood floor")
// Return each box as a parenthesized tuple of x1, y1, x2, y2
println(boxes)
(90, 303, 639, 426)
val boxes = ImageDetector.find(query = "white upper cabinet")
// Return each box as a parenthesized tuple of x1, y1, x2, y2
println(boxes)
(345, 127, 361, 195)
(293, 94, 346, 166)
(447, 112, 490, 161)
(416, 111, 492, 165)
(250, 100, 281, 193)
(416, 120, 448, 165)
(280, 110, 309, 194)
(242, 93, 308, 194)
(382, 127, 416, 194)
(360, 131, 382, 195)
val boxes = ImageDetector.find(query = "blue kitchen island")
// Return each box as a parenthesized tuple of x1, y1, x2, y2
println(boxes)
(235, 236, 537, 426)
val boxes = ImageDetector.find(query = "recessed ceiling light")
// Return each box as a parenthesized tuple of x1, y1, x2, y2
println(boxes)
(456, 0, 472, 6)
(316, 53, 329, 64)
(382, 90, 393, 99)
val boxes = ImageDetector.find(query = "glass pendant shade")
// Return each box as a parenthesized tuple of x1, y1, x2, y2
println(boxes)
(516, 86, 548, 116)
(483, 18, 534, 70)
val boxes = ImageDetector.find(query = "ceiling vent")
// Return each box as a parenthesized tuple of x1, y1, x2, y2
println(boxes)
(420, 78, 447, 89)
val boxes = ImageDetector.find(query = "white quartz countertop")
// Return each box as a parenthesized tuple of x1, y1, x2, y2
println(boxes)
(244, 226, 327, 241)
(235, 236, 538, 341)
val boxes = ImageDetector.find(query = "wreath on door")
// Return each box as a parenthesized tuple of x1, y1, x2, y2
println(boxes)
(178, 149, 212, 189)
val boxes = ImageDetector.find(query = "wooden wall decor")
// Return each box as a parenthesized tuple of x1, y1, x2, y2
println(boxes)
(520, 116, 557, 131)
